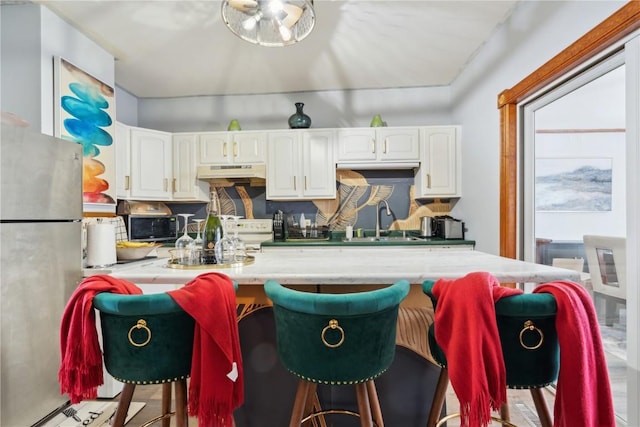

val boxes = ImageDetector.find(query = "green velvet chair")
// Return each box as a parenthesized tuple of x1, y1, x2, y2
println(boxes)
(264, 279, 410, 427)
(93, 281, 238, 427)
(422, 280, 559, 427)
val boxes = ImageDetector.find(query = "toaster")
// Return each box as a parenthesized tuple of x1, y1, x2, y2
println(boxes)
(432, 216, 465, 240)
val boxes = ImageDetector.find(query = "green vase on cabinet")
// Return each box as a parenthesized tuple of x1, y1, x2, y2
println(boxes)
(288, 102, 311, 129)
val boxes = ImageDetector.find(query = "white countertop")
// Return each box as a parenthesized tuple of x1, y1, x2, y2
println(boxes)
(89, 247, 582, 286)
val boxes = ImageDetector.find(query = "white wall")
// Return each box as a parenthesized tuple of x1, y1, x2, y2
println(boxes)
(115, 86, 139, 126)
(1, 4, 44, 131)
(0, 4, 114, 135)
(137, 86, 453, 132)
(449, 0, 626, 254)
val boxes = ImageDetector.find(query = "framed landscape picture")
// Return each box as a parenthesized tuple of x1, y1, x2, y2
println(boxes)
(54, 57, 116, 214)
(535, 157, 612, 212)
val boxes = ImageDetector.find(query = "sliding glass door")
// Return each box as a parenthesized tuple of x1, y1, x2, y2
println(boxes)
(522, 40, 637, 425)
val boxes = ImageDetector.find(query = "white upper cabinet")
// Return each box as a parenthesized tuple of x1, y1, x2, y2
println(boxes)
(336, 127, 419, 163)
(199, 131, 266, 165)
(115, 122, 131, 199)
(129, 126, 173, 199)
(267, 130, 336, 200)
(172, 133, 209, 201)
(414, 126, 461, 198)
(116, 124, 208, 202)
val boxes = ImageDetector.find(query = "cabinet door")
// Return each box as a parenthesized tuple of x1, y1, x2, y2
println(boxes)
(199, 132, 229, 164)
(266, 131, 300, 199)
(233, 131, 266, 163)
(336, 129, 376, 161)
(115, 122, 131, 199)
(415, 127, 461, 198)
(376, 128, 420, 161)
(172, 133, 208, 201)
(302, 130, 336, 198)
(199, 131, 266, 165)
(130, 127, 172, 199)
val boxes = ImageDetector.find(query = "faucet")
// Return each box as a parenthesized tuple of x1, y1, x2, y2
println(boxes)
(375, 200, 393, 239)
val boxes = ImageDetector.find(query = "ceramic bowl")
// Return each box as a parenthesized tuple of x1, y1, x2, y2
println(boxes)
(116, 244, 160, 260)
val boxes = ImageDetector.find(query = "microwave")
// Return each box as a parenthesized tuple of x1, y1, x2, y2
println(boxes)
(126, 215, 178, 242)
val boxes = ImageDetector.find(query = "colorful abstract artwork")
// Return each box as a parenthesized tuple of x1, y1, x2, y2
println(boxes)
(55, 57, 116, 212)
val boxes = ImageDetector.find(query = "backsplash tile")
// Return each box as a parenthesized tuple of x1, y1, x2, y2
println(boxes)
(166, 170, 452, 231)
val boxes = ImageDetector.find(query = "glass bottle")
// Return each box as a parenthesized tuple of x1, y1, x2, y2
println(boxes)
(202, 190, 223, 264)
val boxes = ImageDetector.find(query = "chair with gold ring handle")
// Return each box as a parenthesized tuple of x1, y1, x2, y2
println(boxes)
(422, 280, 559, 427)
(264, 279, 410, 427)
(93, 281, 238, 427)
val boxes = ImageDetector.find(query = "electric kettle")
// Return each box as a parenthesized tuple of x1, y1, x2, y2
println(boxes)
(420, 216, 433, 237)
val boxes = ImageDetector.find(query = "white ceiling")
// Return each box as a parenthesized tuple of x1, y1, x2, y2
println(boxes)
(40, 0, 519, 99)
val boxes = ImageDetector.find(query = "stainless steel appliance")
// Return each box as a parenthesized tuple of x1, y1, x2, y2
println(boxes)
(432, 215, 465, 239)
(420, 216, 433, 237)
(1, 124, 83, 426)
(116, 201, 178, 242)
(126, 215, 178, 242)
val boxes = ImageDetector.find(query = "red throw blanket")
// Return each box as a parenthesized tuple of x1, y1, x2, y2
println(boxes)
(534, 280, 615, 427)
(168, 272, 244, 427)
(58, 274, 142, 403)
(432, 271, 522, 427)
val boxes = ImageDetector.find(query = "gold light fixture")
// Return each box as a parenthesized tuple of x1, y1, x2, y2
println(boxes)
(222, 0, 315, 47)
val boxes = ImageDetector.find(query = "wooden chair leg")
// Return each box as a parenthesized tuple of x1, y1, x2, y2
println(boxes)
(289, 379, 312, 427)
(161, 383, 172, 427)
(366, 380, 384, 427)
(112, 383, 135, 427)
(499, 399, 511, 424)
(302, 383, 320, 427)
(530, 388, 553, 427)
(174, 379, 189, 427)
(427, 368, 449, 427)
(355, 382, 374, 427)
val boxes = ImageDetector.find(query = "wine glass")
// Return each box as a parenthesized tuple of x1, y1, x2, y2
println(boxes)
(229, 215, 246, 261)
(214, 215, 235, 264)
(190, 219, 205, 264)
(175, 213, 194, 264)
(192, 218, 205, 246)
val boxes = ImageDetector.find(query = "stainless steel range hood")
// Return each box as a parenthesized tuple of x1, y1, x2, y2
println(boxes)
(197, 164, 266, 182)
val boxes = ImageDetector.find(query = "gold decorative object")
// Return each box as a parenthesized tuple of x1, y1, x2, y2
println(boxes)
(321, 319, 345, 348)
(519, 320, 544, 350)
(166, 255, 255, 269)
(128, 319, 152, 347)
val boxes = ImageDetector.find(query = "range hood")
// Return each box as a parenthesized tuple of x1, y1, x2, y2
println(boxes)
(197, 164, 266, 180)
(336, 161, 420, 170)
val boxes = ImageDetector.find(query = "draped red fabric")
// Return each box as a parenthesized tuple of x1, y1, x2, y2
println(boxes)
(432, 271, 522, 427)
(168, 272, 244, 427)
(58, 274, 142, 403)
(534, 280, 615, 427)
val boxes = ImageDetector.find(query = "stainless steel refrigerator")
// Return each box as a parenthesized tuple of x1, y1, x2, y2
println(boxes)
(1, 123, 83, 426)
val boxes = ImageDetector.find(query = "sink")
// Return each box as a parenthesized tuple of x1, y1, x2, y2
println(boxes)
(342, 236, 420, 242)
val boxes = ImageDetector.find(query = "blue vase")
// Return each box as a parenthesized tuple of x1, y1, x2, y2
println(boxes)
(288, 102, 311, 129)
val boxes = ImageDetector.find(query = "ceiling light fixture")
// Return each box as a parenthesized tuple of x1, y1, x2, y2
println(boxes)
(222, 0, 315, 47)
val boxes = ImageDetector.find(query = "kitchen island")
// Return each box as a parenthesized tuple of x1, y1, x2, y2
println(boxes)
(106, 246, 579, 287)
(94, 248, 579, 427)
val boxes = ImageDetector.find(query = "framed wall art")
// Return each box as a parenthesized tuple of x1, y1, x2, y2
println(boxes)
(54, 57, 116, 214)
(535, 157, 612, 212)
